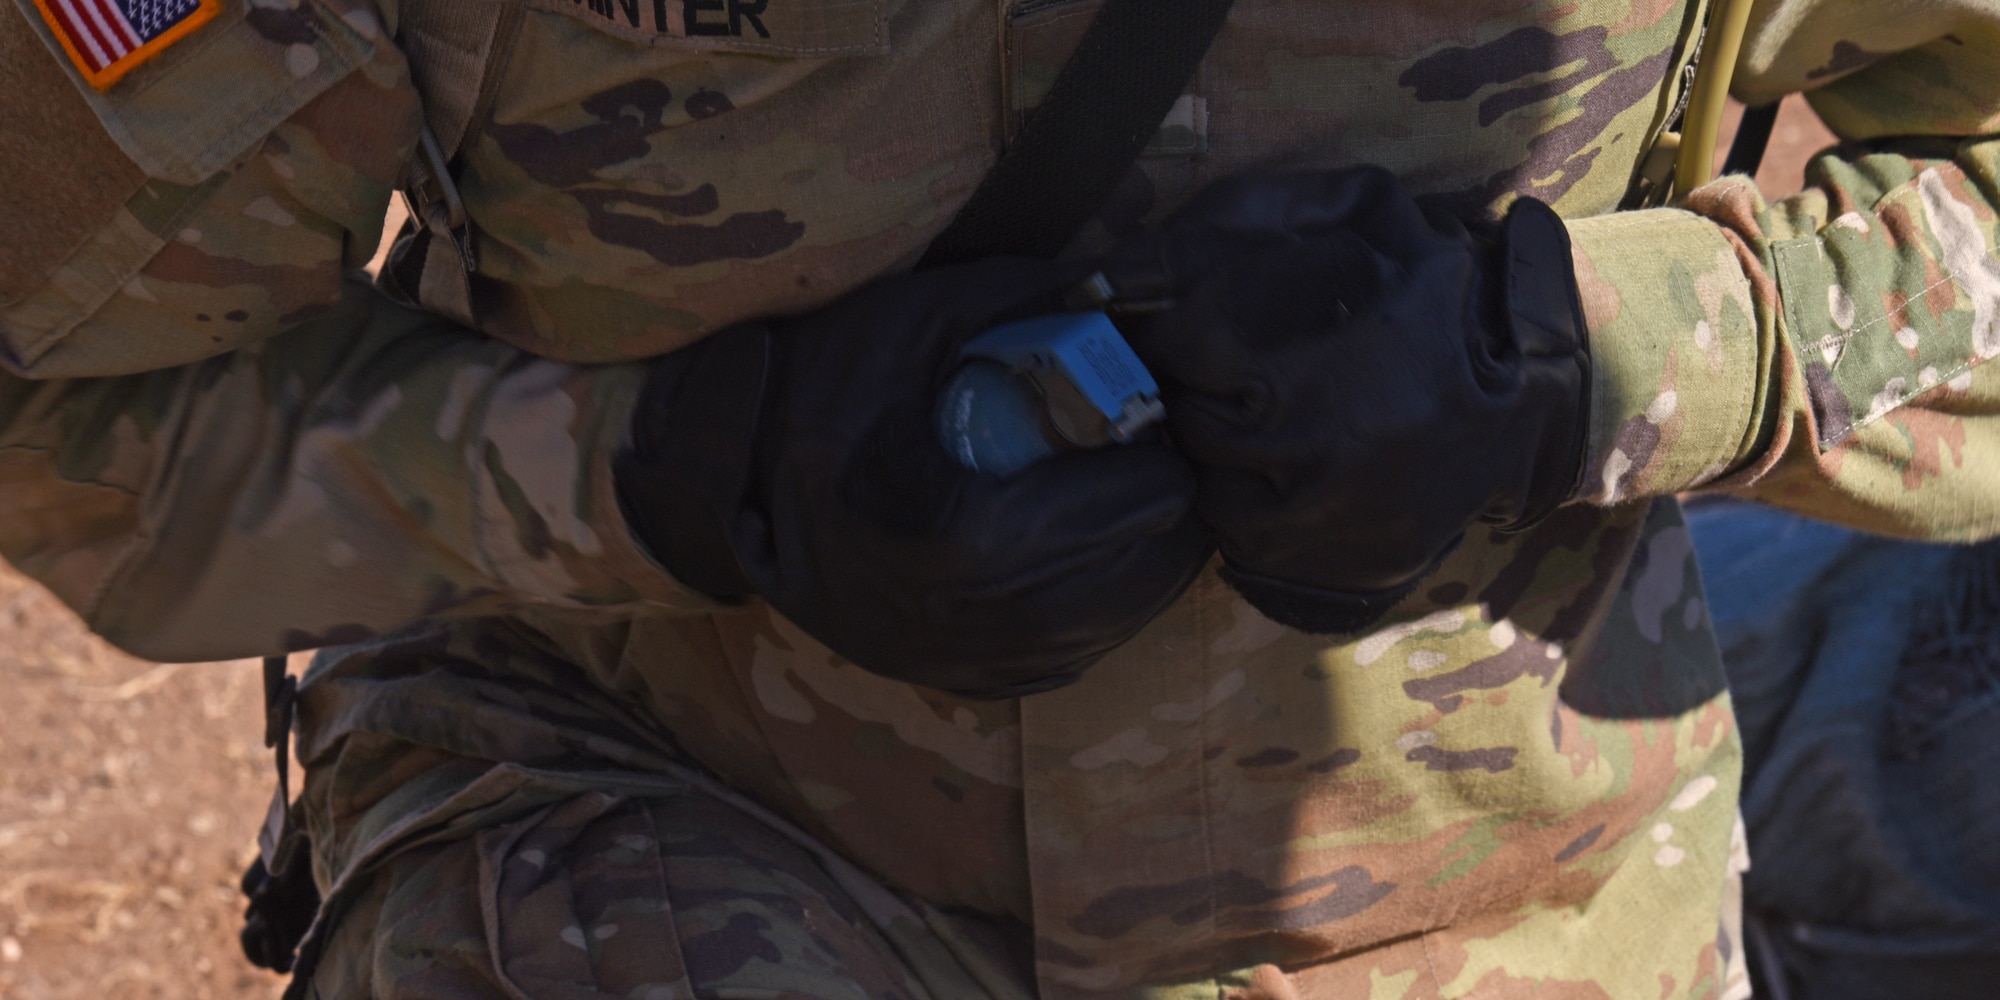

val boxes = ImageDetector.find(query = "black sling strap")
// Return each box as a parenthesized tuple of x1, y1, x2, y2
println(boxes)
(1721, 102, 1780, 180)
(920, 0, 1236, 266)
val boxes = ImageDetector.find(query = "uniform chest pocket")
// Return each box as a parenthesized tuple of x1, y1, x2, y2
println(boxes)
(524, 0, 887, 56)
(3, 0, 404, 376)
(9, 0, 381, 185)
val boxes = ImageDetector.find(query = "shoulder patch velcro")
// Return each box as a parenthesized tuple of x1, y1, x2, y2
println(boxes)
(29, 0, 221, 90)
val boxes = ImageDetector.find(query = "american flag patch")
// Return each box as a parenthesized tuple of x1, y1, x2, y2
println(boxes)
(30, 0, 223, 90)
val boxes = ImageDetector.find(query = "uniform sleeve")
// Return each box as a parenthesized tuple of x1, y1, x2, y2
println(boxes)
(1565, 0, 2000, 542)
(0, 0, 704, 662)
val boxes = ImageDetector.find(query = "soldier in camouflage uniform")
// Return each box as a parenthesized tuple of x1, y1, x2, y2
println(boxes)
(3, 0, 1999, 996)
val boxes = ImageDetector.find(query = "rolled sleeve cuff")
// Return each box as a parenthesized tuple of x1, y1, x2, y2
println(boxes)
(1566, 207, 1763, 505)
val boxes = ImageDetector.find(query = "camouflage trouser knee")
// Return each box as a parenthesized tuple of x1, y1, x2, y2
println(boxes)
(284, 620, 1037, 1000)
(299, 785, 1033, 1000)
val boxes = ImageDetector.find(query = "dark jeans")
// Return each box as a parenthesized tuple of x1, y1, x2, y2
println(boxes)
(1687, 499, 2000, 1000)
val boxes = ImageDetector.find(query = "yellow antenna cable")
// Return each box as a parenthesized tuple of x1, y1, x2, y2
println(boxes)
(1673, 0, 1757, 199)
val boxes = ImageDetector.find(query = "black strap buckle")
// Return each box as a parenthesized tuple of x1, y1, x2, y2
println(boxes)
(261, 654, 297, 821)
(240, 655, 318, 976)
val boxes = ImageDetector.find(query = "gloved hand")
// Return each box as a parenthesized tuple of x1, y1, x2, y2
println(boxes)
(614, 258, 1214, 698)
(1098, 166, 1591, 634)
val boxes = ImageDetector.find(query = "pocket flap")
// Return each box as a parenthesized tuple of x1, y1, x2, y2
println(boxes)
(10, 0, 380, 184)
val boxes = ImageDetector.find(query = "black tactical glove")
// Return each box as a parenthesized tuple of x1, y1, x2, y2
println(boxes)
(615, 258, 1214, 698)
(1100, 166, 1591, 634)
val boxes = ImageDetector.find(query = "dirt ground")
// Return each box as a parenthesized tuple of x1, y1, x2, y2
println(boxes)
(0, 563, 289, 1000)
(0, 98, 1835, 999)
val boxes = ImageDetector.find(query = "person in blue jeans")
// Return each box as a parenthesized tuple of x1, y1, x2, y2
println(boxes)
(1689, 498, 2000, 1000)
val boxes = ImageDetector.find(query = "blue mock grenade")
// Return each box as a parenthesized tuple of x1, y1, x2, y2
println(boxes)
(936, 312, 1165, 476)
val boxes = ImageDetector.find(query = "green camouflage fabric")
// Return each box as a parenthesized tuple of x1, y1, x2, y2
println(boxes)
(1574, 138, 2000, 539)
(288, 619, 1043, 1000)
(1, 0, 1998, 996)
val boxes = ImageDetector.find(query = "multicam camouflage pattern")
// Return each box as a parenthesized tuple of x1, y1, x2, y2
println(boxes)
(0, 0, 415, 377)
(2, 0, 1998, 996)
(284, 504, 1745, 1000)
(288, 619, 1042, 1000)
(301, 792, 985, 1000)
(1576, 137, 2000, 544)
